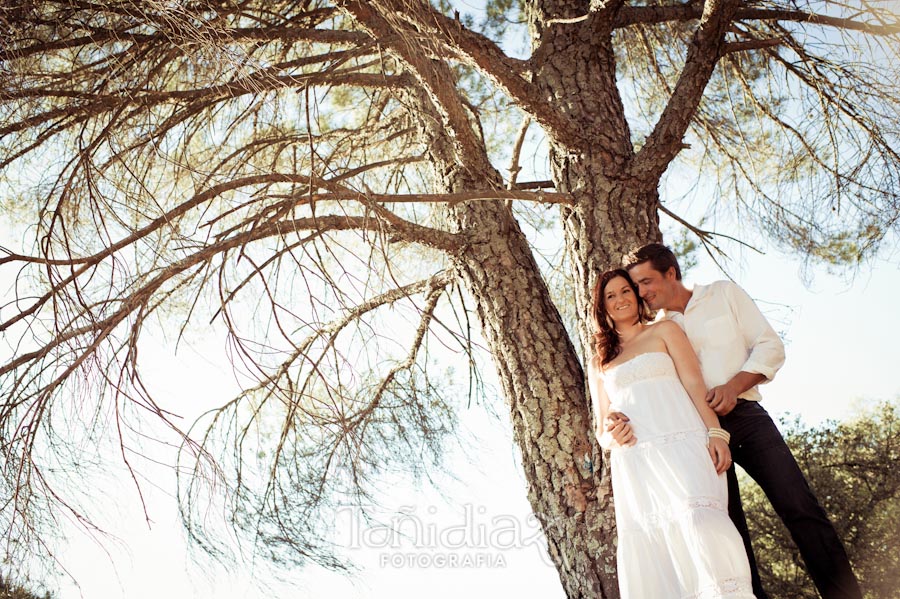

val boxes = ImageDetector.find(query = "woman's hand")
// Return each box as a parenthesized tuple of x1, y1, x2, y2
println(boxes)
(708, 436, 732, 474)
(605, 411, 636, 447)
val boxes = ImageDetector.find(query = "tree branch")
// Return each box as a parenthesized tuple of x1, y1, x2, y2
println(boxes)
(341, 1, 495, 171)
(0, 214, 457, 381)
(736, 7, 900, 35)
(632, 0, 743, 179)
(723, 37, 784, 54)
(0, 70, 409, 139)
(507, 116, 533, 190)
(615, 4, 900, 35)
(0, 14, 367, 63)
(368, 0, 588, 146)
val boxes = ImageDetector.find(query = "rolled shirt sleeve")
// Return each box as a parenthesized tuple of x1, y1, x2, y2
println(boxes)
(726, 283, 786, 382)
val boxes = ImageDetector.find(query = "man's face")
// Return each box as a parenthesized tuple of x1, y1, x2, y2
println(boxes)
(627, 262, 677, 311)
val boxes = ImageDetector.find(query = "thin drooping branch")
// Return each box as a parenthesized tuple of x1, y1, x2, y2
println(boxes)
(658, 203, 762, 256)
(178, 261, 462, 569)
(615, 4, 900, 35)
(507, 115, 533, 189)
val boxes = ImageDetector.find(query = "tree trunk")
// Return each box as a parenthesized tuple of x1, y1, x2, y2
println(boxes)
(454, 183, 662, 598)
(562, 179, 663, 364)
(417, 105, 622, 596)
(525, 0, 664, 354)
(404, 6, 667, 592)
(454, 198, 620, 598)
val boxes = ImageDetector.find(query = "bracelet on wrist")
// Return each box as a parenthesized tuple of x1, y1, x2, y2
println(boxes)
(707, 427, 731, 444)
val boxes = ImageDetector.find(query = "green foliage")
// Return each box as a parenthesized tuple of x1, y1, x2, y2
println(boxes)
(786, 220, 884, 268)
(741, 402, 900, 598)
(435, 0, 525, 41)
(670, 228, 700, 277)
(0, 576, 50, 599)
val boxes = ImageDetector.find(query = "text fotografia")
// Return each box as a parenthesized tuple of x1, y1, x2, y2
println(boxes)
(337, 503, 552, 568)
(379, 552, 507, 569)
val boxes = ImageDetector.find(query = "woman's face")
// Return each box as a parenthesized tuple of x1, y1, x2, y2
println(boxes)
(602, 275, 639, 325)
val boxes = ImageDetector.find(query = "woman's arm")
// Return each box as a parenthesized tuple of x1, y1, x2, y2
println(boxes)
(657, 321, 731, 473)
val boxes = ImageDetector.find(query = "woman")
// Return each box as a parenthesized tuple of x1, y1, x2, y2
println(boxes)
(587, 269, 754, 598)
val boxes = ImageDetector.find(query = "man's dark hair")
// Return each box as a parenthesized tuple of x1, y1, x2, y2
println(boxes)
(622, 243, 682, 280)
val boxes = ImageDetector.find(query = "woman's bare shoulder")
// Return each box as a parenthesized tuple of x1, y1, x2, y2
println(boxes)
(645, 319, 683, 340)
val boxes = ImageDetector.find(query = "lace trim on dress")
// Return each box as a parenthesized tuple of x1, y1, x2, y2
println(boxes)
(618, 496, 727, 532)
(682, 576, 755, 599)
(615, 429, 707, 450)
(603, 352, 678, 389)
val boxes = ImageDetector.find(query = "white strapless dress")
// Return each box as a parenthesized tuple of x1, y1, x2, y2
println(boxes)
(601, 352, 755, 598)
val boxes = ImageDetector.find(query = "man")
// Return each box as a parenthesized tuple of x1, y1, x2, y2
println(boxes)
(620, 243, 861, 599)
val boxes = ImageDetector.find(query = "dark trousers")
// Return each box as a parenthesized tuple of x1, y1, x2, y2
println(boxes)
(720, 400, 862, 599)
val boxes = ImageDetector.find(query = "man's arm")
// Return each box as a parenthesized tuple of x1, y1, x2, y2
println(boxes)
(707, 371, 767, 415)
(730, 283, 786, 382)
(707, 283, 786, 415)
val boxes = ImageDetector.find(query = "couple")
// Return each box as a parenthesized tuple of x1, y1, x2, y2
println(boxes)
(587, 244, 861, 598)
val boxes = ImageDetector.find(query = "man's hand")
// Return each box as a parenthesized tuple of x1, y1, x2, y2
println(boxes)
(605, 411, 636, 447)
(706, 382, 739, 416)
(707, 371, 767, 415)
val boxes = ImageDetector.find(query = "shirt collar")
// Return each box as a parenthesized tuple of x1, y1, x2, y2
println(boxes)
(655, 282, 707, 321)
(686, 282, 709, 308)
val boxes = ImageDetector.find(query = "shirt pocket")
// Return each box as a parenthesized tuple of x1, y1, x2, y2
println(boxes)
(704, 315, 737, 347)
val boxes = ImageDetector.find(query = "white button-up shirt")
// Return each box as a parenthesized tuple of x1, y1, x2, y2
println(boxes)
(657, 281, 785, 402)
